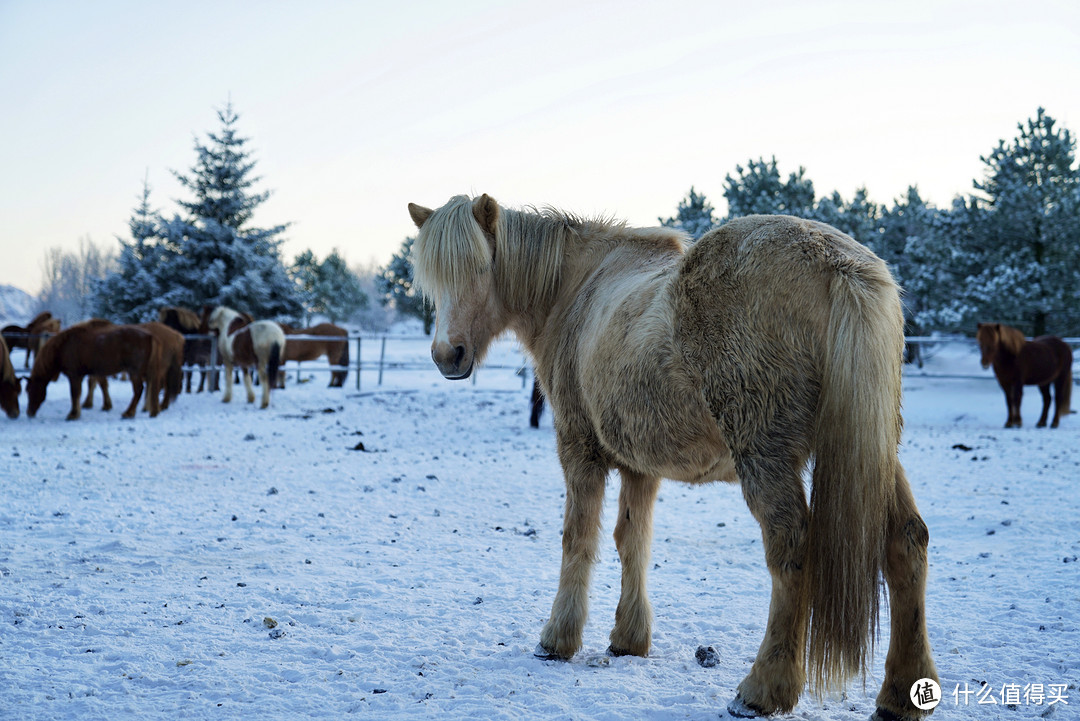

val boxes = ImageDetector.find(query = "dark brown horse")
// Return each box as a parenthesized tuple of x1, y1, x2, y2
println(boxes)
(977, 322, 1073, 428)
(0, 335, 20, 418)
(2, 311, 61, 368)
(159, 306, 212, 393)
(26, 321, 163, 420)
(277, 322, 349, 387)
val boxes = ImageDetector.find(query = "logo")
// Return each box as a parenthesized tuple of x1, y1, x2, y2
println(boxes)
(911, 678, 942, 710)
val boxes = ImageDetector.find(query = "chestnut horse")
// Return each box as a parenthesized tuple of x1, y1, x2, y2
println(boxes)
(26, 320, 162, 420)
(976, 322, 1073, 428)
(159, 306, 213, 393)
(409, 194, 936, 720)
(206, 306, 285, 409)
(277, 322, 349, 387)
(83, 321, 185, 413)
(0, 336, 20, 418)
(2, 311, 61, 368)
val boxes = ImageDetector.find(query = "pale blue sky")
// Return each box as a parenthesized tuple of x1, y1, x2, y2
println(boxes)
(1, 0, 1077, 294)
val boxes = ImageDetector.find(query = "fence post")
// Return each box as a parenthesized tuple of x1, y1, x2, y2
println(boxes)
(356, 336, 362, 391)
(378, 336, 387, 386)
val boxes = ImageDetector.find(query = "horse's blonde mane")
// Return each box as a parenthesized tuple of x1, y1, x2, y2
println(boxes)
(997, 324, 1026, 354)
(415, 195, 649, 311)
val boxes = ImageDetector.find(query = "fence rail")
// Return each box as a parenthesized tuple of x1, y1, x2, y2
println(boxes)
(6, 332, 1079, 388)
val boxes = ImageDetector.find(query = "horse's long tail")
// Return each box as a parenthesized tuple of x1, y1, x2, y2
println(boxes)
(267, 341, 282, 389)
(806, 255, 903, 694)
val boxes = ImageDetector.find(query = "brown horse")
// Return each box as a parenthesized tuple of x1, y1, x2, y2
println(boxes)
(26, 321, 163, 420)
(2, 311, 61, 368)
(409, 194, 936, 720)
(976, 322, 1073, 428)
(277, 322, 349, 387)
(0, 336, 20, 418)
(80, 320, 182, 413)
(159, 306, 213, 393)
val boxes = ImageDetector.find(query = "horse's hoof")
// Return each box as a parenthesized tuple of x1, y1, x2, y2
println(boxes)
(606, 644, 632, 657)
(727, 694, 764, 718)
(869, 707, 907, 721)
(533, 643, 569, 661)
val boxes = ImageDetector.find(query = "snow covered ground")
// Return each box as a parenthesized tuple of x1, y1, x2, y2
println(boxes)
(1, 338, 1077, 720)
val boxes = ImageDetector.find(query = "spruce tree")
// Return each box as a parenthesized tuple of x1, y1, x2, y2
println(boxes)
(291, 249, 368, 324)
(659, 187, 716, 240)
(166, 102, 303, 319)
(376, 236, 434, 334)
(722, 157, 816, 220)
(967, 107, 1080, 335)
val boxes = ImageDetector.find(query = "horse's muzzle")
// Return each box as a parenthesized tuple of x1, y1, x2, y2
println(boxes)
(433, 344, 473, 380)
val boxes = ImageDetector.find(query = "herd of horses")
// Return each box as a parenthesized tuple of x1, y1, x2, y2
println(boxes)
(0, 306, 350, 420)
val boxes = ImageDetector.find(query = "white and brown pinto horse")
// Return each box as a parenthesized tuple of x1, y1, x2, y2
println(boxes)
(206, 306, 285, 409)
(408, 194, 937, 721)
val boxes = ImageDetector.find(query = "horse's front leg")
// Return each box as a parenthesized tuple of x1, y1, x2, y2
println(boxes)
(82, 376, 96, 409)
(538, 436, 608, 660)
(609, 469, 661, 657)
(99, 376, 112, 411)
(1008, 384, 1023, 427)
(66, 374, 84, 420)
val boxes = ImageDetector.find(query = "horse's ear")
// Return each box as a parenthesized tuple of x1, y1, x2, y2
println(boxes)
(408, 203, 433, 229)
(472, 194, 499, 237)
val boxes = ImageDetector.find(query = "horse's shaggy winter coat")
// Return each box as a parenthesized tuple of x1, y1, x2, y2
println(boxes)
(408, 194, 938, 721)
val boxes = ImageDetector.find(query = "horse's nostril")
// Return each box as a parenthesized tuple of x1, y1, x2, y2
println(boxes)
(453, 345, 466, 367)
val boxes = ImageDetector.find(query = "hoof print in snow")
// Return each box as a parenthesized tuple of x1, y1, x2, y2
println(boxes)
(694, 645, 720, 668)
(268, 627, 286, 639)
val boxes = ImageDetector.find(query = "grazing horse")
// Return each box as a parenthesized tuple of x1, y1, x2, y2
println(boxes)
(81, 321, 184, 413)
(26, 320, 162, 420)
(159, 306, 213, 393)
(277, 322, 349, 387)
(206, 306, 285, 409)
(408, 194, 937, 721)
(976, 322, 1073, 428)
(0, 336, 20, 418)
(2, 311, 61, 368)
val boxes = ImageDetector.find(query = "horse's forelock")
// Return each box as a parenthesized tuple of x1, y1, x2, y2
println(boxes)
(413, 195, 493, 300)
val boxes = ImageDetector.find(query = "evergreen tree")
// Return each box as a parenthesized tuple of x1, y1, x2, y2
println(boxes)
(94, 179, 172, 322)
(659, 186, 716, 240)
(376, 236, 434, 334)
(722, 157, 815, 220)
(812, 187, 881, 245)
(93, 103, 303, 320)
(966, 108, 1080, 335)
(290, 249, 368, 324)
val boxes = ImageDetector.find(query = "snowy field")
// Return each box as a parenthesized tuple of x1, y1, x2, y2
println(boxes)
(1, 338, 1077, 720)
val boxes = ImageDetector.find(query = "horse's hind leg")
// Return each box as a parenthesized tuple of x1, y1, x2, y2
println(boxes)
(258, 364, 271, 408)
(122, 375, 143, 419)
(608, 469, 662, 657)
(730, 456, 809, 716)
(1036, 384, 1052, 428)
(242, 368, 256, 404)
(874, 464, 937, 721)
(538, 436, 608, 660)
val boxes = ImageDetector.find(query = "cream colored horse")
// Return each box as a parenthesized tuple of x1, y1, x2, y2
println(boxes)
(409, 194, 937, 721)
(206, 306, 286, 409)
